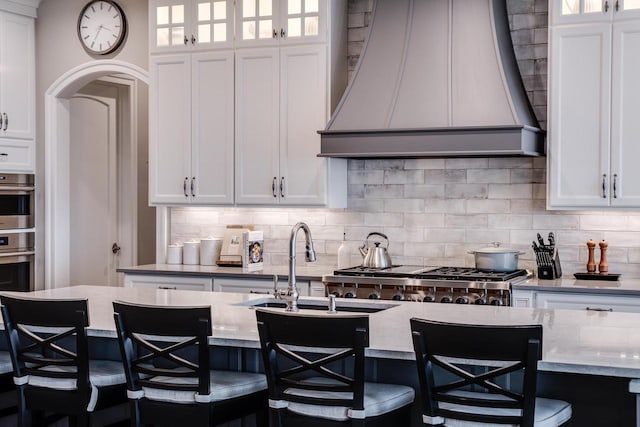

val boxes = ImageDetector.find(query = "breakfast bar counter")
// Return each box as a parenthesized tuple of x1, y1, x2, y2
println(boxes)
(6, 285, 640, 378)
(4, 285, 640, 425)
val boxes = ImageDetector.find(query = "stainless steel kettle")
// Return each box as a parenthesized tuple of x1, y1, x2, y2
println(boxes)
(359, 232, 393, 269)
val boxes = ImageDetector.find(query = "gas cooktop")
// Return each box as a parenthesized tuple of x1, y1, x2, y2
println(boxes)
(333, 266, 529, 282)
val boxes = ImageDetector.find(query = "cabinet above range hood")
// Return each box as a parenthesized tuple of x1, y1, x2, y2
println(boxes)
(319, 0, 544, 159)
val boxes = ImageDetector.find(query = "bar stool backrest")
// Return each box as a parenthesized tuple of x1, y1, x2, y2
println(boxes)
(410, 318, 543, 427)
(112, 301, 212, 397)
(0, 295, 91, 402)
(255, 310, 369, 412)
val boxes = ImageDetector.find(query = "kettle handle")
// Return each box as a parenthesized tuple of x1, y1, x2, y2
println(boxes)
(364, 232, 389, 249)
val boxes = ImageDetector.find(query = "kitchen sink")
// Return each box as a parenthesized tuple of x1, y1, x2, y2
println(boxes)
(237, 298, 398, 313)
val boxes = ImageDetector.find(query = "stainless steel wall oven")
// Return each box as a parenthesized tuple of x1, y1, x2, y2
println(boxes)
(0, 174, 34, 291)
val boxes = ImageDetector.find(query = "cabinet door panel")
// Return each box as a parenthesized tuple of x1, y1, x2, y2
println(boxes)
(611, 21, 640, 206)
(191, 51, 234, 204)
(0, 12, 34, 140)
(548, 24, 611, 207)
(235, 48, 280, 205)
(149, 55, 192, 204)
(149, 0, 192, 53)
(124, 274, 213, 291)
(279, 45, 327, 205)
(536, 291, 640, 313)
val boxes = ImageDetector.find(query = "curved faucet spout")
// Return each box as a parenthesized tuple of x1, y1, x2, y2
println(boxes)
(285, 222, 316, 312)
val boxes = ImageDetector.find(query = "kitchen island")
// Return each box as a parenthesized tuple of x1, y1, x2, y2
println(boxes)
(5, 285, 640, 426)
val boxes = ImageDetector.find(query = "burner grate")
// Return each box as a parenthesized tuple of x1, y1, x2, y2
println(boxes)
(416, 267, 527, 282)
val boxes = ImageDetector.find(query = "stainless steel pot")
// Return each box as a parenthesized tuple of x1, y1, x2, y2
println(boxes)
(467, 242, 525, 272)
(359, 232, 393, 269)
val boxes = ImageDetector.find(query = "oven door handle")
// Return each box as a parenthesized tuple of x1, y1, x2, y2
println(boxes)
(0, 251, 35, 258)
(0, 186, 35, 192)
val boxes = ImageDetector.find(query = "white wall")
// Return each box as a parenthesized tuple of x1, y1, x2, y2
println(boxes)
(34, 0, 153, 285)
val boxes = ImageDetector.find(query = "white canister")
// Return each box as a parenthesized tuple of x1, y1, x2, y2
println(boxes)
(166, 244, 183, 264)
(183, 240, 200, 265)
(200, 237, 222, 266)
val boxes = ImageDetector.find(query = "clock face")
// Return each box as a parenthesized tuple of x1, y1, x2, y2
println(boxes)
(78, 0, 127, 55)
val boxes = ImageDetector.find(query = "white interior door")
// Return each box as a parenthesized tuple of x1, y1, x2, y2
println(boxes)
(69, 93, 118, 286)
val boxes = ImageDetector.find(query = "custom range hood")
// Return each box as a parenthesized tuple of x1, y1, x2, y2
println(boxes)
(319, 0, 544, 158)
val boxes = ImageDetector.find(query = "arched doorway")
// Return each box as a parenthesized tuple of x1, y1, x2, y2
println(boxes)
(44, 60, 152, 289)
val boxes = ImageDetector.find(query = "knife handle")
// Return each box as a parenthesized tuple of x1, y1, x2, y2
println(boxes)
(587, 240, 596, 273)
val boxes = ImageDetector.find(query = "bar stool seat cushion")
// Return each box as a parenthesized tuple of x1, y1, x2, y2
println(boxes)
(432, 390, 572, 427)
(282, 377, 415, 421)
(23, 360, 126, 412)
(141, 369, 267, 404)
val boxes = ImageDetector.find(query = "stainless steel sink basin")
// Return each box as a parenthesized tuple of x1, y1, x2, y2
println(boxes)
(236, 298, 398, 313)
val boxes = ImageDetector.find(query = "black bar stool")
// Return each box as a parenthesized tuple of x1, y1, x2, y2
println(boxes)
(0, 294, 128, 426)
(410, 318, 572, 426)
(256, 309, 415, 426)
(112, 300, 268, 426)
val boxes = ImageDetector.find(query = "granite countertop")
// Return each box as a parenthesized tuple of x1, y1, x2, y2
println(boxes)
(10, 285, 640, 380)
(116, 263, 335, 281)
(514, 277, 640, 296)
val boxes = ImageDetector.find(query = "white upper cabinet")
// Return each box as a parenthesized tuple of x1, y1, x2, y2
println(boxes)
(149, 0, 233, 52)
(552, 0, 640, 24)
(235, 45, 328, 205)
(236, 0, 326, 47)
(0, 10, 35, 141)
(548, 2, 640, 208)
(149, 52, 234, 204)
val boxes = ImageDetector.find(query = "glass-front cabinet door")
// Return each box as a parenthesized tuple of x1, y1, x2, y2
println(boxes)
(552, 0, 640, 24)
(236, 0, 325, 47)
(150, 0, 233, 52)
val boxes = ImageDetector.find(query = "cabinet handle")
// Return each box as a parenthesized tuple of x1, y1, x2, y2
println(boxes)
(280, 176, 285, 198)
(272, 177, 277, 198)
(2, 113, 6, 131)
(586, 307, 613, 312)
(272, 28, 278, 39)
(158, 286, 177, 290)
(613, 173, 618, 199)
(191, 35, 196, 44)
(280, 28, 286, 38)
(191, 177, 196, 197)
(184, 35, 189, 45)
(0, 113, 3, 130)
(616, 0, 620, 11)
(605, 0, 610, 11)
(249, 290, 271, 294)
(184, 177, 189, 197)
(0, 153, 7, 157)
(602, 174, 607, 198)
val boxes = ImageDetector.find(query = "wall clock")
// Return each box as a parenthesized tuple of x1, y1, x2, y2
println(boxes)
(77, 0, 127, 55)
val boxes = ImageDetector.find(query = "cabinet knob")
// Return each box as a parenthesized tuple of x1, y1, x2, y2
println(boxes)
(191, 35, 196, 44)
(280, 28, 286, 38)
(184, 35, 189, 45)
(605, 0, 610, 11)
(272, 28, 278, 39)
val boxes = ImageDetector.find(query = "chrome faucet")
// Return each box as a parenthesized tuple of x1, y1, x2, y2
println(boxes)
(284, 222, 316, 312)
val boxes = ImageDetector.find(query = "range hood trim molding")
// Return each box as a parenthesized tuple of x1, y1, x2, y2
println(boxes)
(318, 125, 545, 159)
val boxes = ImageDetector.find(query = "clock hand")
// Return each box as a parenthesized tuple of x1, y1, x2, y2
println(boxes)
(92, 24, 103, 44)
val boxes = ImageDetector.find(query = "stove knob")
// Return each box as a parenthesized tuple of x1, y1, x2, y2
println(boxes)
(422, 295, 435, 303)
(392, 294, 403, 301)
(440, 296, 452, 303)
(344, 292, 356, 299)
(455, 296, 469, 304)
(474, 298, 486, 305)
(368, 293, 380, 300)
(490, 298, 504, 306)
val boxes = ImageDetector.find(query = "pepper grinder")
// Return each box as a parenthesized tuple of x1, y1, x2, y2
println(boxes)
(598, 240, 608, 274)
(586, 240, 596, 273)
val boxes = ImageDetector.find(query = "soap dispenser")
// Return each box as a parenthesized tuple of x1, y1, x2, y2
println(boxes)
(337, 233, 350, 269)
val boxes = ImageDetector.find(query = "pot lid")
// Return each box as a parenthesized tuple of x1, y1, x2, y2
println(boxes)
(471, 242, 521, 254)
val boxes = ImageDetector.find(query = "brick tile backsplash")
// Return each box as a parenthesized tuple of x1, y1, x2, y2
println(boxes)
(169, 0, 640, 277)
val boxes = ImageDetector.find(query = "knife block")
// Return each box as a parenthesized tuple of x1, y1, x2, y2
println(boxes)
(537, 251, 562, 280)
